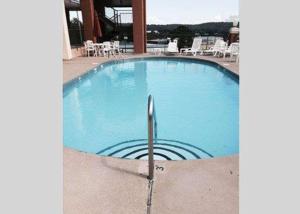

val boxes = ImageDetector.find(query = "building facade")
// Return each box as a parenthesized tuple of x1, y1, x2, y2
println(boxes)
(63, 0, 147, 59)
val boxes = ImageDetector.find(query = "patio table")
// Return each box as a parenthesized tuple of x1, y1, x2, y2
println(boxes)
(93, 43, 104, 56)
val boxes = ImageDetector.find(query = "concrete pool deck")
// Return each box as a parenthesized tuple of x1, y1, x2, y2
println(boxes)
(64, 148, 238, 214)
(63, 53, 239, 214)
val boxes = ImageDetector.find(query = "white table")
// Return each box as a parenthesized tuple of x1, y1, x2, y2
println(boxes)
(93, 43, 104, 56)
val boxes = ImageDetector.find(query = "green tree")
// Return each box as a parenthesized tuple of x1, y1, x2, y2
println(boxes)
(170, 25, 194, 49)
(68, 18, 84, 45)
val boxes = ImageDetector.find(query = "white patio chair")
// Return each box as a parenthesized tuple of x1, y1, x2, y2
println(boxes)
(222, 42, 239, 62)
(180, 37, 203, 56)
(203, 39, 224, 56)
(214, 41, 228, 57)
(102, 41, 114, 57)
(166, 41, 179, 55)
(112, 41, 122, 55)
(84, 40, 97, 57)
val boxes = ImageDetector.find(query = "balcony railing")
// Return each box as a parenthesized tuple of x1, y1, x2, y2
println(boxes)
(105, 7, 133, 25)
(146, 34, 225, 53)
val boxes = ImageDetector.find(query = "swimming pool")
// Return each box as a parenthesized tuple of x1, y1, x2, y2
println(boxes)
(63, 57, 239, 160)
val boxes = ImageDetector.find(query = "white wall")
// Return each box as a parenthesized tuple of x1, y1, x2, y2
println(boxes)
(63, 2, 72, 60)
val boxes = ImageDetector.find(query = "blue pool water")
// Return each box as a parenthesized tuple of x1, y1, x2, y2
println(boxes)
(63, 57, 239, 160)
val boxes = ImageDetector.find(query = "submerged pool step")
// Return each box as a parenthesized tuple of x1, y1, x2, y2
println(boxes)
(96, 139, 213, 160)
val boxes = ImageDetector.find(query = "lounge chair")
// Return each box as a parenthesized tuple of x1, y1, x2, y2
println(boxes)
(180, 37, 203, 56)
(203, 39, 225, 56)
(165, 40, 179, 55)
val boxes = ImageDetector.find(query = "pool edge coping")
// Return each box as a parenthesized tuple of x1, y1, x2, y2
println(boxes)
(64, 146, 239, 163)
(63, 55, 239, 86)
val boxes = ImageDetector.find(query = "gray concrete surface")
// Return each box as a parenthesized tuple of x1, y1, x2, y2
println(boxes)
(64, 148, 149, 214)
(151, 156, 239, 214)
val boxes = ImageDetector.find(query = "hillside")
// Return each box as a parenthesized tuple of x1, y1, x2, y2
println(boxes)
(147, 22, 235, 36)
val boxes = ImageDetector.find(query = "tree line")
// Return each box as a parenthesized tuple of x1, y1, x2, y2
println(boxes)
(147, 22, 238, 49)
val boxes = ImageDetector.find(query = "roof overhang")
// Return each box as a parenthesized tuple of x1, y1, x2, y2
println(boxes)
(65, 0, 80, 10)
(102, 0, 132, 7)
(64, 0, 132, 10)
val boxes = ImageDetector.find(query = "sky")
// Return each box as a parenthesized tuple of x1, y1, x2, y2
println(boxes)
(147, 0, 239, 24)
(69, 0, 239, 25)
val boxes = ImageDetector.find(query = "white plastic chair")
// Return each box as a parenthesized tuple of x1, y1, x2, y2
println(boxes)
(84, 40, 97, 57)
(166, 41, 179, 54)
(102, 41, 114, 57)
(203, 39, 224, 56)
(180, 37, 203, 56)
(112, 41, 122, 55)
(223, 42, 239, 62)
(214, 41, 227, 57)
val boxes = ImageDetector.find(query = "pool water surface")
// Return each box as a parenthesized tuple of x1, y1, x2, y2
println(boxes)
(63, 57, 239, 160)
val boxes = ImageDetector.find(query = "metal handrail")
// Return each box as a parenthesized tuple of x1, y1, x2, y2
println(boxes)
(105, 7, 132, 25)
(147, 95, 157, 180)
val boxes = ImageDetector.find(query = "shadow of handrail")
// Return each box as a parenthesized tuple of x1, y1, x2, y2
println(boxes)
(100, 157, 148, 179)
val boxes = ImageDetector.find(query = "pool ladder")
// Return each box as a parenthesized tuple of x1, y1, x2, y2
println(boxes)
(147, 95, 157, 180)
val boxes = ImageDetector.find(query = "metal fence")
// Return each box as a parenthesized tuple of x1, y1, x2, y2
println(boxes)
(146, 36, 224, 54)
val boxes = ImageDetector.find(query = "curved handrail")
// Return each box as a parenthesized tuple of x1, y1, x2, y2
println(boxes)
(147, 95, 157, 180)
